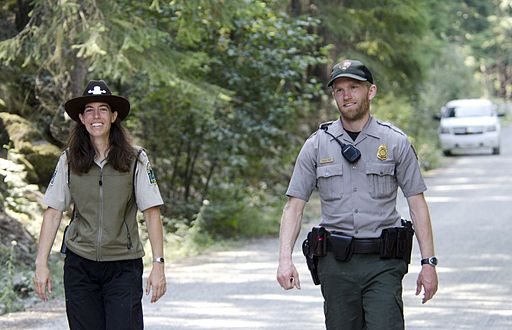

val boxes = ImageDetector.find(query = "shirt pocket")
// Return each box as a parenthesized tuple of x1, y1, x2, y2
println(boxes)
(316, 164, 343, 201)
(366, 163, 397, 199)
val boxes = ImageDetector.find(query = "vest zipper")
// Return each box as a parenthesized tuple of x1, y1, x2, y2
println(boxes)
(97, 168, 104, 260)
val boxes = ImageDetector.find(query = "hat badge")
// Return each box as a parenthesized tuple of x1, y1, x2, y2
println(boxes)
(88, 86, 106, 95)
(341, 60, 352, 70)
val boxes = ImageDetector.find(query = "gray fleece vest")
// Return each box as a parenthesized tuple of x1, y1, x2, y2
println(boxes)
(65, 158, 144, 261)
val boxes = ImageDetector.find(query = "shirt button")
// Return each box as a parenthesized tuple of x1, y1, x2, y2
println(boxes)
(354, 209, 359, 213)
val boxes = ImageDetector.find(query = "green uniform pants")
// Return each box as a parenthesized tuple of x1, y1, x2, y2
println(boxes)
(318, 253, 408, 330)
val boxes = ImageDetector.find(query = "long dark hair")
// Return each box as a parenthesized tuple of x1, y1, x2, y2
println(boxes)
(66, 120, 136, 174)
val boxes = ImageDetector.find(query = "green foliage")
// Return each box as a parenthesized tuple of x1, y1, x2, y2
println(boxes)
(162, 202, 214, 259)
(371, 92, 414, 129)
(0, 112, 60, 185)
(1, 0, 512, 245)
(199, 184, 284, 238)
(0, 0, 324, 230)
(0, 242, 25, 314)
(318, 0, 431, 96)
(420, 44, 481, 110)
(160, 186, 283, 261)
(472, 1, 512, 99)
(133, 2, 326, 225)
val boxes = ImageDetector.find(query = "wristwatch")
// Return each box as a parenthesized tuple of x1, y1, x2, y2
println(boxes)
(153, 257, 165, 264)
(421, 256, 438, 267)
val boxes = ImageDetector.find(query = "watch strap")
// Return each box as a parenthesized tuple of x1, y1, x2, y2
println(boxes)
(421, 256, 437, 266)
(153, 257, 165, 263)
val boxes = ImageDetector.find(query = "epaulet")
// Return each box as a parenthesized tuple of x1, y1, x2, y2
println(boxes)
(306, 120, 334, 139)
(133, 146, 145, 162)
(376, 119, 406, 136)
(133, 147, 145, 172)
(64, 149, 70, 187)
(132, 147, 145, 194)
(136, 147, 144, 158)
(307, 130, 319, 139)
(319, 120, 334, 131)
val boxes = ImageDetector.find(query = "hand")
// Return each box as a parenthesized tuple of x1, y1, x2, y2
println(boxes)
(277, 260, 301, 290)
(34, 265, 52, 301)
(416, 265, 438, 304)
(146, 262, 167, 303)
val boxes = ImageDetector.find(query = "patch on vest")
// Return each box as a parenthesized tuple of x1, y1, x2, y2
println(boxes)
(146, 162, 157, 185)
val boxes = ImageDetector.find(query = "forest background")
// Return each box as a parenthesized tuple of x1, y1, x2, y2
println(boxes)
(1, 0, 511, 313)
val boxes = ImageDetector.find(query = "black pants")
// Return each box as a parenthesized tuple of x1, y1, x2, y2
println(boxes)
(64, 250, 144, 330)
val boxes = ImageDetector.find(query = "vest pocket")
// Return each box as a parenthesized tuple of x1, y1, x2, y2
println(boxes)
(366, 163, 397, 198)
(316, 164, 343, 201)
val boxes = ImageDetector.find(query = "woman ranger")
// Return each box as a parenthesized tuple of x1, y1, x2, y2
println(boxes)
(34, 80, 167, 329)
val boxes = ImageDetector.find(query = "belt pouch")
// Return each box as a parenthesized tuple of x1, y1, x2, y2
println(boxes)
(396, 228, 414, 263)
(328, 233, 353, 262)
(309, 226, 327, 257)
(379, 228, 398, 258)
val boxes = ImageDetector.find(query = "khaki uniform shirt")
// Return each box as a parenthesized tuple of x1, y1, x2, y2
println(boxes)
(286, 116, 426, 238)
(44, 149, 164, 212)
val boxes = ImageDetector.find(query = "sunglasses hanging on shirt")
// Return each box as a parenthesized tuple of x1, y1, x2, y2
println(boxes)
(321, 127, 361, 163)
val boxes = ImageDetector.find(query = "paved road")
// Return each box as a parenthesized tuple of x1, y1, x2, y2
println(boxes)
(2, 125, 512, 329)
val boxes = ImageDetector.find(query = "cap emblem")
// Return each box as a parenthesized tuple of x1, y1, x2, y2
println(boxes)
(88, 86, 107, 95)
(341, 60, 352, 70)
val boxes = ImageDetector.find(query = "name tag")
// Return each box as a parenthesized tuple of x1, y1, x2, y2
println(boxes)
(319, 157, 334, 164)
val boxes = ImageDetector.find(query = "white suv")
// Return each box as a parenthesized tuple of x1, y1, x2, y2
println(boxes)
(436, 98, 503, 156)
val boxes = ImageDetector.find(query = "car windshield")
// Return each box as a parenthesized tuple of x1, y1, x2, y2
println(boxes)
(443, 105, 493, 118)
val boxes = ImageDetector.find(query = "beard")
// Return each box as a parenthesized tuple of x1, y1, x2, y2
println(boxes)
(336, 90, 371, 122)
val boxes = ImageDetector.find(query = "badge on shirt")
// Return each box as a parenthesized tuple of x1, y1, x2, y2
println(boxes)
(146, 162, 157, 185)
(320, 157, 334, 164)
(377, 144, 388, 161)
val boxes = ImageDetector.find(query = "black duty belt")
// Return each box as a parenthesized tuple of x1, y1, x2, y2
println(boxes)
(351, 238, 381, 254)
(327, 236, 381, 254)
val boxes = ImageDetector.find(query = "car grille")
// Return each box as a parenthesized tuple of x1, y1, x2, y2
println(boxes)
(453, 126, 484, 135)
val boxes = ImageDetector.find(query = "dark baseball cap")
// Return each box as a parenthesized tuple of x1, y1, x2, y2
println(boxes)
(327, 59, 374, 87)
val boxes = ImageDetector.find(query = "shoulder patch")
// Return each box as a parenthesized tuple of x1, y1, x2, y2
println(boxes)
(136, 147, 157, 185)
(146, 162, 157, 185)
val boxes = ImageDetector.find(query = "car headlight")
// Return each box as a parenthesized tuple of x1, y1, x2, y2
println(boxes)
(439, 126, 450, 134)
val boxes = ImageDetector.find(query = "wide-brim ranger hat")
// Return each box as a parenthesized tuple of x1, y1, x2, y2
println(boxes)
(64, 80, 130, 122)
(327, 59, 374, 87)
